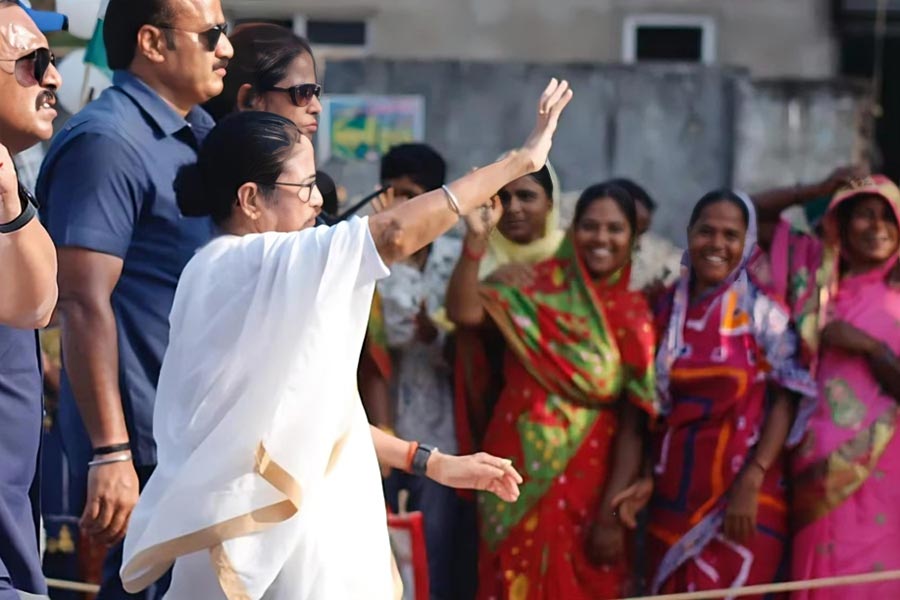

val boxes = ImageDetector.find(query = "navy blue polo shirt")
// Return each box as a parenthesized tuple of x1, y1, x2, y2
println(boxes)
(0, 325, 43, 598)
(37, 71, 214, 472)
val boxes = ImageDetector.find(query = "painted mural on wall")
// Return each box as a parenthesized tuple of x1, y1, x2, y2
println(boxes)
(319, 95, 426, 162)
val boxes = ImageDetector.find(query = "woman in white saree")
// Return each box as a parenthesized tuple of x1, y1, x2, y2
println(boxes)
(119, 81, 573, 599)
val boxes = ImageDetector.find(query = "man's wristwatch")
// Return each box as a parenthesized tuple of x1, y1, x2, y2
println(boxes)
(411, 443, 437, 477)
(0, 187, 36, 234)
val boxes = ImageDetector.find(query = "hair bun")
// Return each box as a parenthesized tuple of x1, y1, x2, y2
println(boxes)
(175, 162, 213, 218)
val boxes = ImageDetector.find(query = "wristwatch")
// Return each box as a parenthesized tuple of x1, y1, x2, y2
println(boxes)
(0, 186, 36, 234)
(411, 443, 437, 477)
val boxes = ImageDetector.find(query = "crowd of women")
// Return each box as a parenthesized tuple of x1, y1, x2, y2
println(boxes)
(29, 9, 900, 600)
(282, 22, 897, 600)
(407, 152, 900, 600)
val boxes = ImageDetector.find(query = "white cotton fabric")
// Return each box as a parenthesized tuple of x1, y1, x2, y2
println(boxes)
(121, 217, 394, 599)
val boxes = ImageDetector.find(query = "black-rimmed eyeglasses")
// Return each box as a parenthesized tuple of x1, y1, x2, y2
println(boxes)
(267, 181, 318, 204)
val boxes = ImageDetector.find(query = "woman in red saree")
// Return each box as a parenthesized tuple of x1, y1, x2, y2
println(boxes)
(446, 183, 659, 599)
(634, 190, 815, 597)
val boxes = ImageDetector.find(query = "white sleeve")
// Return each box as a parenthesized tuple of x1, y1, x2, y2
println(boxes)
(355, 216, 391, 287)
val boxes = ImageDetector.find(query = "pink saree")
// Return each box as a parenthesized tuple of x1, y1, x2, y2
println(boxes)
(789, 177, 900, 599)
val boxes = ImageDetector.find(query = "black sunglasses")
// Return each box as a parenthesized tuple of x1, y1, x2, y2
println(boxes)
(158, 23, 228, 52)
(0, 47, 56, 86)
(262, 83, 322, 108)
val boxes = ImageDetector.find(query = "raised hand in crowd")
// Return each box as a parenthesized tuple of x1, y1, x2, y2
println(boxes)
(371, 186, 396, 213)
(819, 164, 870, 196)
(0, 141, 56, 328)
(753, 163, 871, 223)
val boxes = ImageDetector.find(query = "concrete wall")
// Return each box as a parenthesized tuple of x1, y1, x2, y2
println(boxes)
(733, 78, 872, 191)
(225, 0, 839, 79)
(318, 59, 869, 242)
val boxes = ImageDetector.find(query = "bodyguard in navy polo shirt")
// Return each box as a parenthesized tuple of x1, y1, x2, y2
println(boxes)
(0, 3, 66, 598)
(37, 0, 233, 597)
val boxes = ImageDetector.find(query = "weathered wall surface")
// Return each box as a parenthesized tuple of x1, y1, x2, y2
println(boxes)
(320, 59, 869, 240)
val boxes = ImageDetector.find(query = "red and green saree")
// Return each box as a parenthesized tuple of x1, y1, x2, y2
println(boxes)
(474, 236, 658, 600)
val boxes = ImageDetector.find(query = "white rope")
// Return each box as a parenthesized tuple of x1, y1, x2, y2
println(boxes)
(43, 565, 900, 597)
(46, 577, 101, 593)
(620, 568, 900, 600)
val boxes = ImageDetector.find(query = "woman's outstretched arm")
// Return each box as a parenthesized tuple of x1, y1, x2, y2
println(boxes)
(369, 425, 522, 502)
(369, 79, 573, 265)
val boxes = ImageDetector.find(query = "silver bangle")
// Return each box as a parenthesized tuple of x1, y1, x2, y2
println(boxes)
(88, 453, 133, 468)
(441, 184, 461, 215)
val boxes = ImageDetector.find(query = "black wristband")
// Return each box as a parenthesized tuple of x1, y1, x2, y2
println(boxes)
(0, 197, 36, 234)
(411, 443, 436, 477)
(93, 442, 131, 456)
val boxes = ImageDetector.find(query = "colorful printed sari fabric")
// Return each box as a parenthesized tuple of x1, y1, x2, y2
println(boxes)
(768, 205, 824, 370)
(650, 194, 816, 598)
(474, 235, 658, 600)
(366, 289, 393, 381)
(454, 163, 565, 457)
(790, 177, 900, 600)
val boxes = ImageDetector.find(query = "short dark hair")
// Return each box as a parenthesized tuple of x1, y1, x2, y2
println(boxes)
(607, 177, 656, 213)
(380, 143, 446, 192)
(204, 23, 316, 122)
(573, 183, 638, 239)
(103, 0, 176, 71)
(176, 111, 304, 225)
(688, 189, 749, 230)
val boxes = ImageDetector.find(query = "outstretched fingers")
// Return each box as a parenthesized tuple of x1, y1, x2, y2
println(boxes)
(476, 453, 521, 481)
(548, 86, 574, 121)
(476, 453, 522, 500)
(538, 79, 573, 117)
(538, 78, 559, 115)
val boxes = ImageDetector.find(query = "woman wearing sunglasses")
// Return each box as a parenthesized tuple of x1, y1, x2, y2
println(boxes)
(204, 22, 321, 139)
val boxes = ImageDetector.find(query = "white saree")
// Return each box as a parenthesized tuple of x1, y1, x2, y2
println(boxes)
(120, 217, 398, 599)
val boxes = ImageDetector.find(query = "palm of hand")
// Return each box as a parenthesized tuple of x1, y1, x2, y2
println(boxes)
(521, 78, 574, 172)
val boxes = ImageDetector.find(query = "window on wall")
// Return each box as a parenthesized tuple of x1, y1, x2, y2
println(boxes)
(622, 15, 716, 64)
(305, 19, 368, 47)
